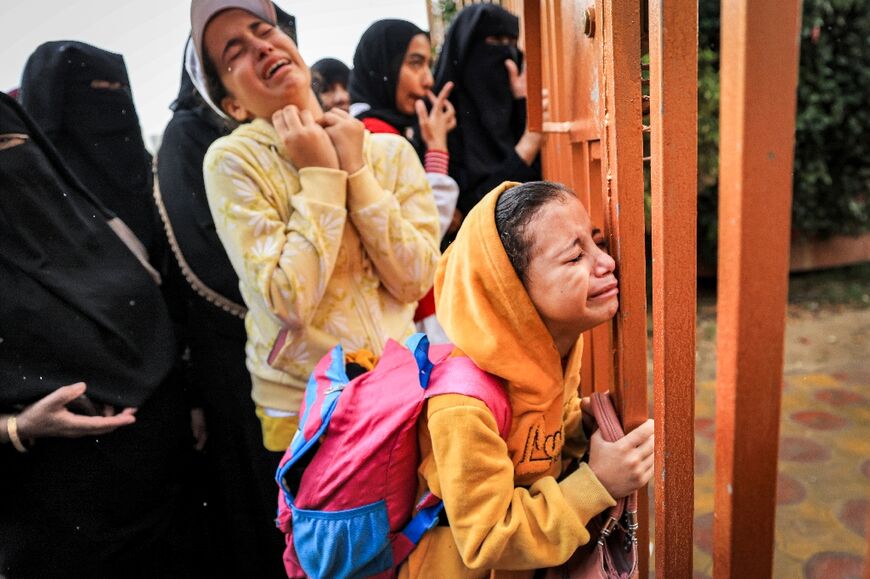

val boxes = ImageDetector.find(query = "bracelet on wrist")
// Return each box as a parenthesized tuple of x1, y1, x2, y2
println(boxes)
(6, 415, 29, 453)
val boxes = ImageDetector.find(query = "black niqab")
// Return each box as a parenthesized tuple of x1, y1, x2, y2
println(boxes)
(434, 4, 539, 215)
(19, 41, 160, 255)
(349, 19, 427, 156)
(0, 92, 175, 407)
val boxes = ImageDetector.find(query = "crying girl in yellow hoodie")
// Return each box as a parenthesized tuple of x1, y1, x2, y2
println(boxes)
(401, 181, 655, 578)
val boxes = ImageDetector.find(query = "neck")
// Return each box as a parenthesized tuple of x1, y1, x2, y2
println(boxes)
(301, 88, 325, 121)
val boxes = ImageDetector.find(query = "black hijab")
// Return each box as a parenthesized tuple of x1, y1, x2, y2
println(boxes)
(434, 4, 537, 214)
(0, 92, 175, 407)
(19, 41, 160, 257)
(349, 19, 427, 156)
(156, 51, 244, 310)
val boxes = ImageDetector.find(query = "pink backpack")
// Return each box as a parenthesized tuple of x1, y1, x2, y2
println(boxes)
(275, 334, 511, 578)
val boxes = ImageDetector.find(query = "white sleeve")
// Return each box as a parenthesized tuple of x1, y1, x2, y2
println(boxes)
(426, 172, 459, 241)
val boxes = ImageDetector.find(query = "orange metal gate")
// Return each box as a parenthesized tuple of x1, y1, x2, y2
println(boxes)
(516, 0, 804, 576)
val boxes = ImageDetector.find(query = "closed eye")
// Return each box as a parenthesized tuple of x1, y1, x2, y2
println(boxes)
(254, 22, 275, 37)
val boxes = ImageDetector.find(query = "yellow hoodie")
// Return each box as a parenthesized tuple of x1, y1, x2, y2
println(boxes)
(400, 182, 615, 578)
(203, 119, 440, 415)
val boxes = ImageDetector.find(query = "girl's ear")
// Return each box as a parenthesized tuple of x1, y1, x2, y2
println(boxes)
(221, 95, 251, 122)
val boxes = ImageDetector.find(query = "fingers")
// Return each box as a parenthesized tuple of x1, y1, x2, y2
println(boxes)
(299, 109, 315, 127)
(321, 110, 340, 127)
(63, 412, 136, 437)
(504, 58, 519, 82)
(427, 81, 454, 110)
(275, 105, 302, 132)
(623, 418, 654, 446)
(326, 107, 351, 119)
(45, 382, 88, 408)
(415, 99, 429, 125)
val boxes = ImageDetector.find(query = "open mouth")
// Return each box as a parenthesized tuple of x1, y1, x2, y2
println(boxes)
(264, 59, 290, 80)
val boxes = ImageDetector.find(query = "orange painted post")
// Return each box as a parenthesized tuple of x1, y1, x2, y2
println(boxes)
(648, 0, 697, 574)
(597, 0, 649, 574)
(866, 505, 870, 579)
(523, 0, 543, 132)
(714, 0, 802, 576)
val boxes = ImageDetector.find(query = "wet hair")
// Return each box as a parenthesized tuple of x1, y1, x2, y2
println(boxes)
(494, 181, 572, 285)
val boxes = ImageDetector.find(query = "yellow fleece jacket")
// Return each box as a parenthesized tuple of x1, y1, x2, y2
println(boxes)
(400, 182, 615, 578)
(203, 119, 439, 412)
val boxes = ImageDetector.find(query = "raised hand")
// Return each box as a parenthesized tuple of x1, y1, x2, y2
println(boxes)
(321, 108, 366, 174)
(15, 382, 138, 440)
(415, 81, 457, 152)
(272, 105, 339, 170)
(505, 59, 526, 99)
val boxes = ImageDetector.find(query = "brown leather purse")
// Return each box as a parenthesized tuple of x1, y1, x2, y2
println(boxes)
(545, 392, 639, 579)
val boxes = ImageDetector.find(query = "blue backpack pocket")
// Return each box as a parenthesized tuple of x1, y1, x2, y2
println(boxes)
(291, 500, 393, 579)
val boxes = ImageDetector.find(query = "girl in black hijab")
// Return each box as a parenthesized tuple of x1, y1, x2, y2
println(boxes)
(0, 91, 190, 578)
(349, 19, 459, 342)
(434, 3, 543, 220)
(19, 41, 163, 261)
(155, 39, 288, 579)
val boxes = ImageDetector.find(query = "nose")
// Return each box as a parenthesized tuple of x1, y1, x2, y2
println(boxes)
(594, 247, 616, 276)
(422, 67, 434, 90)
(252, 36, 273, 60)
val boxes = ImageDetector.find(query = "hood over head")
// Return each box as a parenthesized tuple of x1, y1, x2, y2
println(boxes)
(435, 181, 584, 483)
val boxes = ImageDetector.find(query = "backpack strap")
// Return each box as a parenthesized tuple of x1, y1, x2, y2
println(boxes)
(275, 343, 349, 507)
(404, 333, 511, 438)
(424, 355, 512, 440)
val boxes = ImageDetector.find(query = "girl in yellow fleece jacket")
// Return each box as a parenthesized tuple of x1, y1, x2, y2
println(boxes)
(402, 181, 654, 577)
(189, 0, 440, 450)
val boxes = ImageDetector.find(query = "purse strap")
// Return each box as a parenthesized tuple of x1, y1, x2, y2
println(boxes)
(590, 392, 639, 546)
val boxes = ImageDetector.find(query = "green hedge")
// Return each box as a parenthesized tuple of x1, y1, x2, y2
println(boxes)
(696, 0, 870, 263)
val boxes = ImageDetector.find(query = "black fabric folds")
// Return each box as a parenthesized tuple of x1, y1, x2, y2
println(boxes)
(434, 4, 540, 216)
(159, 59, 241, 304)
(0, 91, 175, 407)
(20, 41, 162, 255)
(349, 19, 426, 155)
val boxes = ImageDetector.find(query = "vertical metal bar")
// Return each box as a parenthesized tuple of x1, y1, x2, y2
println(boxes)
(523, 0, 543, 131)
(598, 0, 649, 574)
(865, 503, 870, 579)
(648, 0, 697, 574)
(714, 0, 802, 576)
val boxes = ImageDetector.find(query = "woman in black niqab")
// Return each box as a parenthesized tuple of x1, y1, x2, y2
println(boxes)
(0, 91, 175, 408)
(0, 91, 189, 578)
(19, 41, 161, 258)
(434, 3, 542, 217)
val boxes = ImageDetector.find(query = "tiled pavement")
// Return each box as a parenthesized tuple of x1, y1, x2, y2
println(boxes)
(686, 368, 870, 578)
